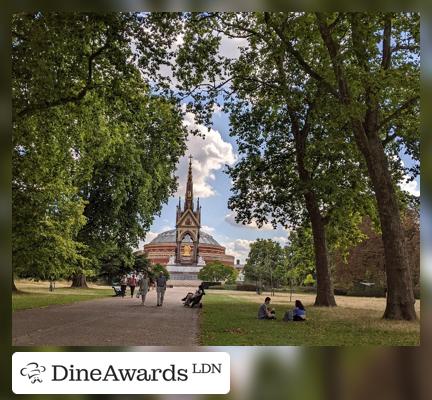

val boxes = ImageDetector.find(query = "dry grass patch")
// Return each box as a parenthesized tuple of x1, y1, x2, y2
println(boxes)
(208, 289, 421, 314)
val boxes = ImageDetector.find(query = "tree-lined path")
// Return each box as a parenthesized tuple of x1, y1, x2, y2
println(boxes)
(12, 287, 199, 346)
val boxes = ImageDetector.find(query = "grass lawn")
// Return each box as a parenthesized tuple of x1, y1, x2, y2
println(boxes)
(13, 280, 113, 311)
(200, 291, 420, 346)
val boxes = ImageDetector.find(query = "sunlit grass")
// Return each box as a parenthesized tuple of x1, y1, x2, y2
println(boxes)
(200, 291, 420, 346)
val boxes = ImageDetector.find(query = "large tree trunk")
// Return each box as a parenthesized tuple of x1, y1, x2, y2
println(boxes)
(293, 116, 336, 307)
(71, 273, 89, 288)
(307, 195, 337, 306)
(356, 129, 416, 320)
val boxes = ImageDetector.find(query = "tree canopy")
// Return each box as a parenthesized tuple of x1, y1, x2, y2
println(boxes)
(243, 239, 286, 289)
(161, 12, 419, 319)
(12, 13, 187, 284)
(198, 261, 238, 283)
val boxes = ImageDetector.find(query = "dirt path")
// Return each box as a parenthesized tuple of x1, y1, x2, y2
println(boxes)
(12, 287, 200, 346)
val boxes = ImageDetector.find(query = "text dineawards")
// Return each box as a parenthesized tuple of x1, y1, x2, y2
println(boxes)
(52, 363, 222, 382)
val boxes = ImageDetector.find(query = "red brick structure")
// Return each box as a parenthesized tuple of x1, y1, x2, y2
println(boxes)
(143, 230, 235, 267)
(141, 156, 234, 279)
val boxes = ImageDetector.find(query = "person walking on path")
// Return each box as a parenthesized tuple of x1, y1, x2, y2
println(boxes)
(139, 272, 150, 305)
(128, 274, 137, 298)
(156, 272, 167, 306)
(120, 275, 128, 298)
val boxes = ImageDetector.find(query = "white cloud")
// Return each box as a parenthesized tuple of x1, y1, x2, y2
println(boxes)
(201, 225, 216, 234)
(221, 238, 254, 263)
(219, 35, 248, 59)
(272, 236, 289, 247)
(395, 158, 420, 197)
(224, 211, 276, 231)
(177, 108, 236, 198)
(399, 176, 420, 197)
(145, 231, 159, 243)
(134, 231, 159, 251)
(138, 226, 174, 249)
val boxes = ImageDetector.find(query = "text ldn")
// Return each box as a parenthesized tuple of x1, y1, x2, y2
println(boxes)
(52, 365, 188, 382)
(192, 363, 222, 374)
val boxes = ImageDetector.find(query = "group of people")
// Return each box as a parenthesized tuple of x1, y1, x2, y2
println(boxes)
(258, 297, 306, 321)
(119, 272, 168, 306)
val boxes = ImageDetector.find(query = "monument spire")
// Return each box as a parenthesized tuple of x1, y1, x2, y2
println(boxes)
(184, 155, 194, 210)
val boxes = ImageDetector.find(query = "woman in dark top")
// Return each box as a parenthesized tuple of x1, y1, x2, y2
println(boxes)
(293, 300, 306, 321)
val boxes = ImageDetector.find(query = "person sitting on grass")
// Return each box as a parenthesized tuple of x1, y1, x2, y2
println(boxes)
(258, 297, 276, 320)
(293, 300, 306, 321)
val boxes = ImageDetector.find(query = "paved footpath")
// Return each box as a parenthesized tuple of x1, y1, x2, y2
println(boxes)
(12, 287, 199, 346)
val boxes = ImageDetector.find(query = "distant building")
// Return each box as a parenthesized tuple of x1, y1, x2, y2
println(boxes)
(142, 156, 235, 280)
(234, 259, 245, 282)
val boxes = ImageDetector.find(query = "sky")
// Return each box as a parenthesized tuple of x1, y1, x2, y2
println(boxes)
(139, 33, 420, 264)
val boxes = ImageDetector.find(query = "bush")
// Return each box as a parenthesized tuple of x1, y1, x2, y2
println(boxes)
(236, 284, 258, 292)
(334, 288, 348, 296)
(294, 286, 317, 294)
(198, 262, 238, 282)
(303, 274, 315, 286)
(347, 285, 386, 297)
(201, 281, 221, 289)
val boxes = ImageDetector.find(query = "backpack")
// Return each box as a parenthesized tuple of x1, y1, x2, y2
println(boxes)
(283, 311, 293, 321)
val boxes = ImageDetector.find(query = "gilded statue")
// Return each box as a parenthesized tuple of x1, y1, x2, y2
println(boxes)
(182, 244, 192, 256)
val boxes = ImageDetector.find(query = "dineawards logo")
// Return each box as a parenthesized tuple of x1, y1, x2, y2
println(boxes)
(51, 363, 189, 382)
(20, 362, 47, 383)
(12, 352, 230, 395)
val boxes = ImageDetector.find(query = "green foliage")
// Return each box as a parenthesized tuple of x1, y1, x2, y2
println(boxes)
(133, 253, 151, 273)
(151, 264, 170, 280)
(303, 274, 316, 287)
(198, 261, 238, 283)
(12, 13, 187, 282)
(97, 246, 135, 283)
(244, 239, 286, 287)
(284, 227, 315, 286)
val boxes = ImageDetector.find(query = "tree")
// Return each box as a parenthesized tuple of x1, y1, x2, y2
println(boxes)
(75, 76, 186, 285)
(333, 210, 420, 295)
(151, 264, 170, 280)
(133, 253, 152, 273)
(262, 12, 419, 319)
(12, 13, 187, 288)
(244, 239, 286, 293)
(285, 227, 316, 286)
(97, 247, 138, 284)
(166, 13, 376, 306)
(197, 261, 238, 283)
(166, 12, 419, 319)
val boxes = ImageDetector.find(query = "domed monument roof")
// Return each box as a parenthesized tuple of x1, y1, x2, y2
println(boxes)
(149, 229, 221, 246)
